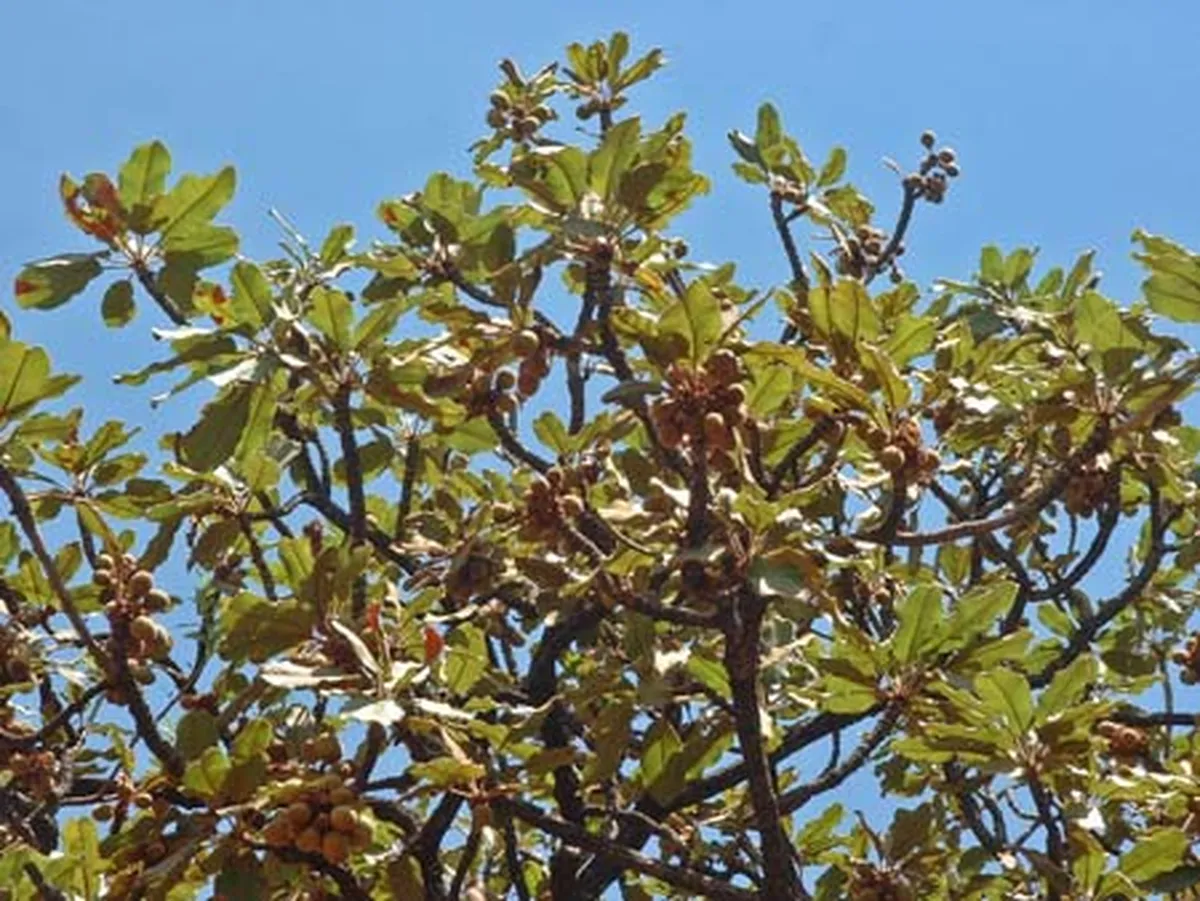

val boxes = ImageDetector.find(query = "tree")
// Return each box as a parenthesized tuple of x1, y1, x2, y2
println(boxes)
(3, 29, 1200, 901)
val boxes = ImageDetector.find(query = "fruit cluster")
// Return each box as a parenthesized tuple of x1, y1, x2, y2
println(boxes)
(1173, 633, 1200, 684)
(5, 749, 61, 801)
(517, 467, 586, 545)
(0, 624, 33, 686)
(1062, 461, 1110, 518)
(847, 862, 913, 901)
(259, 769, 372, 866)
(861, 418, 940, 485)
(1096, 720, 1149, 760)
(485, 90, 554, 142)
(648, 351, 749, 473)
(903, 130, 960, 205)
(96, 553, 172, 674)
(512, 327, 552, 398)
(834, 223, 905, 283)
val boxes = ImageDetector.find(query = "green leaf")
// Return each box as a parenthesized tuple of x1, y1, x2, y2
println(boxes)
(444, 624, 487, 694)
(817, 147, 847, 187)
(613, 47, 665, 90)
(533, 411, 571, 455)
(755, 103, 782, 150)
(638, 718, 682, 795)
(319, 223, 355, 266)
(884, 316, 937, 366)
(1132, 230, 1200, 322)
(409, 756, 486, 788)
(175, 710, 220, 760)
(685, 654, 731, 700)
(229, 261, 272, 329)
(975, 669, 1033, 734)
(14, 253, 104, 311)
(660, 280, 723, 363)
(0, 340, 78, 422)
(214, 855, 268, 901)
(309, 286, 354, 350)
(1120, 827, 1189, 882)
(892, 586, 943, 663)
(231, 718, 274, 763)
(183, 746, 230, 800)
(728, 130, 765, 168)
(161, 223, 239, 270)
(1036, 655, 1096, 722)
(945, 580, 1017, 647)
(155, 166, 236, 240)
(101, 280, 136, 328)
(591, 117, 641, 201)
(822, 676, 880, 714)
(979, 246, 1004, 283)
(118, 140, 171, 210)
(178, 384, 252, 472)
(61, 818, 104, 900)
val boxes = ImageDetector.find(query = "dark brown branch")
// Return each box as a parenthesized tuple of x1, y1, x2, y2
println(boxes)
(409, 792, 464, 901)
(768, 418, 834, 497)
(866, 181, 918, 284)
(723, 591, 799, 899)
(333, 385, 368, 617)
(395, 434, 421, 541)
(1109, 710, 1200, 728)
(449, 823, 483, 900)
(1031, 487, 1174, 689)
(778, 702, 903, 814)
(770, 193, 809, 293)
(246, 842, 369, 900)
(496, 798, 757, 901)
(236, 514, 277, 602)
(0, 465, 109, 668)
(0, 681, 108, 751)
(131, 261, 188, 326)
(503, 807, 532, 901)
(487, 407, 553, 472)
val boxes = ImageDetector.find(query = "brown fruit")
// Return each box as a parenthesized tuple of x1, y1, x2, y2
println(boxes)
(134, 792, 154, 809)
(122, 553, 138, 571)
(495, 369, 516, 392)
(96, 553, 115, 570)
(706, 349, 741, 385)
(129, 616, 157, 643)
(329, 806, 358, 834)
(286, 802, 314, 828)
(93, 569, 114, 588)
(512, 329, 541, 357)
(144, 841, 167, 864)
(559, 495, 584, 519)
(321, 830, 350, 865)
(879, 445, 907, 473)
(350, 821, 373, 851)
(920, 130, 936, 148)
(262, 816, 294, 847)
(128, 570, 154, 597)
(92, 804, 114, 822)
(315, 734, 342, 763)
(144, 589, 170, 612)
(329, 787, 357, 807)
(294, 827, 322, 855)
(703, 412, 732, 451)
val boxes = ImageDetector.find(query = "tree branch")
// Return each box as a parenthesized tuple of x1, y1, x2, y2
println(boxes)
(496, 798, 758, 901)
(866, 181, 918, 284)
(723, 591, 799, 899)
(0, 464, 109, 669)
(131, 260, 187, 326)
(333, 384, 368, 617)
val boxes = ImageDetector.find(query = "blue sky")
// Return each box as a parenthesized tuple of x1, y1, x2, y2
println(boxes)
(2, 0, 1199, 891)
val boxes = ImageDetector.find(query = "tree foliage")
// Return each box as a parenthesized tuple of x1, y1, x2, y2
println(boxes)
(5, 31, 1200, 901)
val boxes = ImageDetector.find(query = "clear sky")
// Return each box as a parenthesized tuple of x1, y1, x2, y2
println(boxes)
(2, 0, 1199, 888)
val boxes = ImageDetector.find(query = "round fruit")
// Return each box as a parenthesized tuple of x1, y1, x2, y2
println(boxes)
(122, 553, 138, 571)
(329, 787, 357, 807)
(286, 802, 314, 828)
(262, 817, 294, 847)
(92, 804, 114, 822)
(879, 445, 907, 473)
(314, 735, 342, 763)
(128, 570, 154, 597)
(512, 329, 541, 357)
(330, 806, 358, 834)
(559, 495, 584, 519)
(96, 553, 115, 570)
(145, 589, 170, 612)
(495, 370, 516, 392)
(920, 130, 936, 148)
(294, 827, 322, 855)
(129, 616, 157, 643)
(321, 831, 349, 865)
(93, 570, 113, 588)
